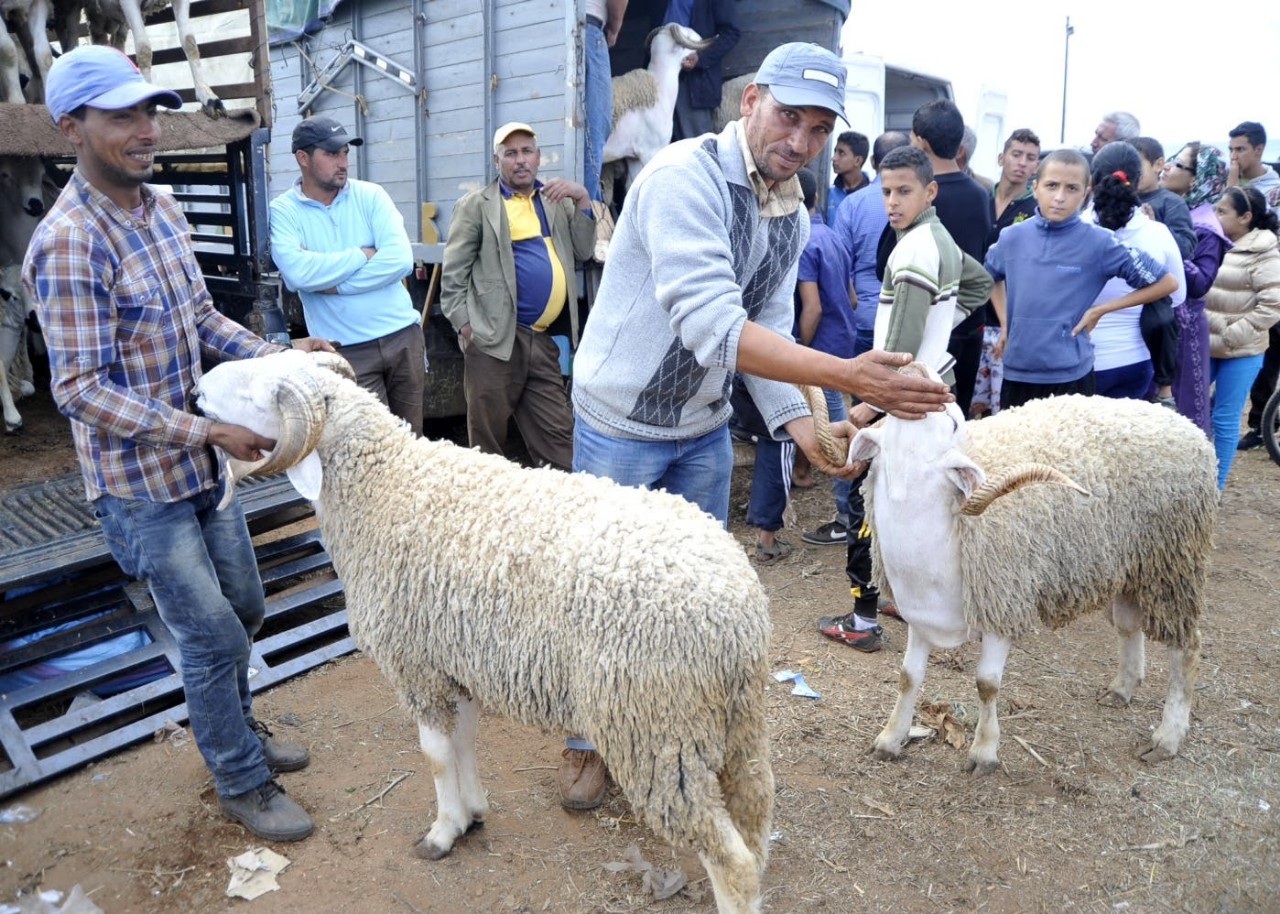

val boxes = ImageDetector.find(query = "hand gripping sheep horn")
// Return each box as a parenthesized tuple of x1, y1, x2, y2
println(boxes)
(195, 349, 776, 914)
(844, 361, 1216, 774)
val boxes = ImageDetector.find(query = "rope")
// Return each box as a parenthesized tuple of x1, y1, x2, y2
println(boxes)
(800, 384, 848, 467)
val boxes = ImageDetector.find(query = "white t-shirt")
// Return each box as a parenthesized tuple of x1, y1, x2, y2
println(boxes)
(586, 0, 606, 21)
(1084, 206, 1187, 372)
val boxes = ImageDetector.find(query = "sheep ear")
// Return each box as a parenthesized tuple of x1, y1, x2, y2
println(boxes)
(286, 452, 324, 501)
(847, 427, 882, 464)
(944, 449, 985, 499)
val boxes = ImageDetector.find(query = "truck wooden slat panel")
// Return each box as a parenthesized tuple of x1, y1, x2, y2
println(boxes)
(146, 35, 258, 68)
(174, 82, 260, 104)
(147, 0, 257, 24)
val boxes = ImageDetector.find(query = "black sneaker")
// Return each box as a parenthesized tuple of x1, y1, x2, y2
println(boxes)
(251, 719, 310, 773)
(219, 779, 314, 842)
(802, 520, 848, 546)
(1238, 430, 1264, 451)
(817, 613, 883, 652)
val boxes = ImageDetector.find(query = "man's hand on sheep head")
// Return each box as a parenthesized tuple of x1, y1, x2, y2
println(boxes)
(845, 350, 953, 419)
(208, 422, 278, 463)
(290, 337, 338, 353)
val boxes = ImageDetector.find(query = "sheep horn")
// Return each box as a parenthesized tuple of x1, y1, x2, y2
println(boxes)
(960, 464, 1091, 516)
(679, 32, 717, 51)
(646, 24, 716, 52)
(309, 350, 356, 381)
(251, 371, 328, 478)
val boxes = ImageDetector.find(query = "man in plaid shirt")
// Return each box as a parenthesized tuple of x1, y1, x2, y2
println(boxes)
(23, 46, 333, 843)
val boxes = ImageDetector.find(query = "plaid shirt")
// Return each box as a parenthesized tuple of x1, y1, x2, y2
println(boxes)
(23, 170, 282, 503)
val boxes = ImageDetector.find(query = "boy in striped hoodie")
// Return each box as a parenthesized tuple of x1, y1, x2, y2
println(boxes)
(819, 144, 992, 651)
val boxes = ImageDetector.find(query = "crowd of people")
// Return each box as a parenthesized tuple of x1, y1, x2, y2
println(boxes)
(18, 17, 1280, 847)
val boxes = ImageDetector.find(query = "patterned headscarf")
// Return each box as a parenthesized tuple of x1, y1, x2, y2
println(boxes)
(1186, 144, 1228, 209)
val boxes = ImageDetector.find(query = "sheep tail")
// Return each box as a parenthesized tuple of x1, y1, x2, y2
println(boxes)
(960, 463, 1091, 516)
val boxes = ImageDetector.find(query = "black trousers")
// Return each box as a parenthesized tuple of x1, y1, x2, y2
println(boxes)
(1001, 371, 1096, 411)
(1140, 299, 1180, 390)
(843, 464, 880, 621)
(1247, 324, 1280, 431)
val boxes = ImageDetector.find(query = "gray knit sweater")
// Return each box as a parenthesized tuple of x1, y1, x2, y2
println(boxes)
(572, 121, 810, 441)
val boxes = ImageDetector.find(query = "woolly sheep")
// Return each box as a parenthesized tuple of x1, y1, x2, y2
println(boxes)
(1, 264, 35, 433)
(194, 349, 776, 914)
(712, 71, 755, 133)
(846, 364, 1216, 774)
(600, 23, 713, 205)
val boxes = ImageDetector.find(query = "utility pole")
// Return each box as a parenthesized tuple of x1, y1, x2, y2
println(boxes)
(1061, 16, 1074, 144)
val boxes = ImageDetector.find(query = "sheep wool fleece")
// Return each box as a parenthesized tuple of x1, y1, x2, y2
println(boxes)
(301, 372, 775, 850)
(573, 120, 810, 442)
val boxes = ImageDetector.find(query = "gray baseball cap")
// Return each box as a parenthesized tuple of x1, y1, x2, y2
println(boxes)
(754, 43, 848, 122)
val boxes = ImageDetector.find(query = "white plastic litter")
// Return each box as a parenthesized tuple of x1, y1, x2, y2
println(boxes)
(0, 805, 40, 825)
(771, 669, 821, 699)
(225, 848, 292, 900)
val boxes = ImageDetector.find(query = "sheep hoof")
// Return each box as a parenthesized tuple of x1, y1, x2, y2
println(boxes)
(1098, 690, 1131, 708)
(964, 756, 999, 777)
(868, 741, 902, 762)
(4, 421, 22, 435)
(410, 836, 454, 860)
(466, 817, 485, 833)
(1138, 743, 1177, 765)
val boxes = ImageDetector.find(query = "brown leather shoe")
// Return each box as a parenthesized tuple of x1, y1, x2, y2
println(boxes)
(558, 748, 607, 810)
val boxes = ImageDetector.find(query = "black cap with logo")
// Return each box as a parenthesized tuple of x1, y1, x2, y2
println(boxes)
(291, 117, 365, 153)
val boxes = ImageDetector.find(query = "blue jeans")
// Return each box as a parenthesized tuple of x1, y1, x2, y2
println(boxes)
(583, 22, 612, 203)
(1210, 353, 1264, 489)
(853, 326, 875, 358)
(746, 436, 795, 531)
(822, 389, 852, 523)
(573, 418, 733, 525)
(93, 486, 270, 798)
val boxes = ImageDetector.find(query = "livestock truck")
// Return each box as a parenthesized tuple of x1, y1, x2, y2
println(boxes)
(266, 0, 858, 418)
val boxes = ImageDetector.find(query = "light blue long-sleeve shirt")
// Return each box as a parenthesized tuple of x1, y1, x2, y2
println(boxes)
(269, 177, 417, 344)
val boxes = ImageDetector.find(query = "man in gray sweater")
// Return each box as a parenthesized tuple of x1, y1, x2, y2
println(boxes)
(573, 41, 952, 522)
(563, 41, 953, 810)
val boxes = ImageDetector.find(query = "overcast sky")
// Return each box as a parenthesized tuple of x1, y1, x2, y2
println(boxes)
(841, 0, 1280, 173)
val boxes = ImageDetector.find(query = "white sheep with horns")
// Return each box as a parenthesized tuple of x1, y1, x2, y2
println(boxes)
(599, 23, 714, 205)
(194, 349, 776, 914)
(845, 363, 1216, 774)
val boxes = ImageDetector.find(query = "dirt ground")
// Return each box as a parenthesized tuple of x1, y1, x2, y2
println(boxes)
(2, 385, 1278, 914)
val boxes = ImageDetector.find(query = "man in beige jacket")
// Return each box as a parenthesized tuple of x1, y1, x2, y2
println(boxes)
(441, 122, 595, 470)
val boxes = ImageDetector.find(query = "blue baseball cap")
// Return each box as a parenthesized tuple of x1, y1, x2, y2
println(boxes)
(45, 45, 183, 124)
(754, 43, 848, 122)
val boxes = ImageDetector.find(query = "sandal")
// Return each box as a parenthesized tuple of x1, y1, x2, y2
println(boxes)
(754, 539, 794, 565)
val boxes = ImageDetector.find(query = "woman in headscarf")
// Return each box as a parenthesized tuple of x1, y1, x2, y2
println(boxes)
(1161, 142, 1231, 436)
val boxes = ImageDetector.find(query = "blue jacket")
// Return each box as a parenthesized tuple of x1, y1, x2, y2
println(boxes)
(985, 211, 1167, 384)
